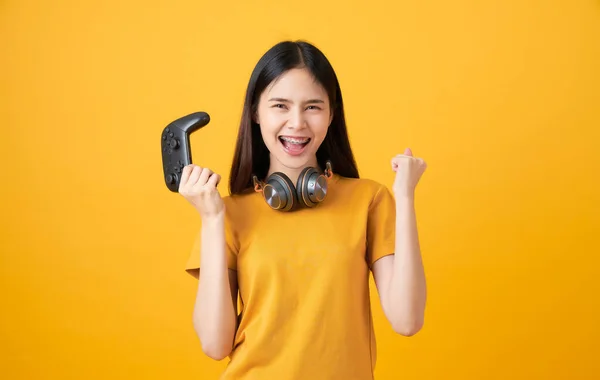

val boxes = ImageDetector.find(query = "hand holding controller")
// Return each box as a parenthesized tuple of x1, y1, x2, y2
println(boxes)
(161, 112, 210, 192)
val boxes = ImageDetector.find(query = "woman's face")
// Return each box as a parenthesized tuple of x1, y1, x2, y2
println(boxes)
(255, 67, 332, 173)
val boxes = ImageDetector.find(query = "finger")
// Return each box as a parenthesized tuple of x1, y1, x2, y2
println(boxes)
(404, 147, 413, 156)
(196, 168, 213, 188)
(207, 173, 221, 188)
(180, 165, 194, 186)
(187, 165, 203, 186)
(391, 155, 411, 165)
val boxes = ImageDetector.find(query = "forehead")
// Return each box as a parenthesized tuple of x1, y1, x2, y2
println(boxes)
(264, 68, 328, 99)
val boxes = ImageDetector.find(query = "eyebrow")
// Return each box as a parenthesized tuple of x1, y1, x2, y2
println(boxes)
(268, 97, 325, 104)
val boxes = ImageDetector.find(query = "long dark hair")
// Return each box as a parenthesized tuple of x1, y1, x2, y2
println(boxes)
(228, 40, 359, 195)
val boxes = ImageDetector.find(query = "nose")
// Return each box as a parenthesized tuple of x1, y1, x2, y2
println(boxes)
(286, 108, 307, 130)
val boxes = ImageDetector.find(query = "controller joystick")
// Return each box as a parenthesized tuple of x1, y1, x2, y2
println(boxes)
(161, 112, 210, 192)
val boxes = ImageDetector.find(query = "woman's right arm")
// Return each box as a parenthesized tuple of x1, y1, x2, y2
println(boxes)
(193, 214, 238, 360)
(179, 164, 238, 361)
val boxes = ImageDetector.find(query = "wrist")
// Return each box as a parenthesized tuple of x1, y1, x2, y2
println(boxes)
(200, 211, 225, 226)
(393, 189, 415, 201)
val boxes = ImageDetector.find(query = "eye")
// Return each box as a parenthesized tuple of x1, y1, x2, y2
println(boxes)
(306, 105, 322, 110)
(272, 103, 287, 109)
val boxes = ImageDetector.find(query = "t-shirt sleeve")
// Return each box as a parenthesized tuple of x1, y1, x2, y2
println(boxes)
(184, 212, 238, 279)
(366, 184, 396, 269)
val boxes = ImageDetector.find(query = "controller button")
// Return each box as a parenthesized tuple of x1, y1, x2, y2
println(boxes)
(169, 132, 174, 138)
(166, 128, 170, 133)
(166, 173, 177, 184)
(162, 135, 166, 140)
(169, 139, 179, 149)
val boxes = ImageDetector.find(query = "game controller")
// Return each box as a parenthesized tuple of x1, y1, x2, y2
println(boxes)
(161, 111, 210, 192)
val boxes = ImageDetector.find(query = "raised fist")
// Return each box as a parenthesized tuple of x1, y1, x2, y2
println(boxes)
(179, 164, 224, 220)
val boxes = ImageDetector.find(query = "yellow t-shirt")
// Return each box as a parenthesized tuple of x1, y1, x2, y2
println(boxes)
(185, 173, 396, 380)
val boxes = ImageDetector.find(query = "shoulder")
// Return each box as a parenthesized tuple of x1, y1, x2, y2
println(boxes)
(222, 190, 261, 209)
(220, 191, 262, 228)
(333, 174, 391, 201)
(327, 174, 394, 217)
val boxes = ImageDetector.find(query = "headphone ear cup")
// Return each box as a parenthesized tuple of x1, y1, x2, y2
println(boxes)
(296, 167, 328, 208)
(263, 172, 297, 211)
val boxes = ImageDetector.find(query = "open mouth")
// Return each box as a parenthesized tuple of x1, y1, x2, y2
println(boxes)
(278, 136, 311, 156)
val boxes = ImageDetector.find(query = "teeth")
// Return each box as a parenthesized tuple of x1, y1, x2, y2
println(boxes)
(280, 136, 310, 144)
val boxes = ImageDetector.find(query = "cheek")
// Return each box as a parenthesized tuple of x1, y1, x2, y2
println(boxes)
(310, 115, 330, 141)
(259, 124, 278, 147)
(258, 112, 282, 139)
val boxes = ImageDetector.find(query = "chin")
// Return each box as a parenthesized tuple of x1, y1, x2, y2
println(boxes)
(271, 151, 317, 171)
(273, 154, 312, 169)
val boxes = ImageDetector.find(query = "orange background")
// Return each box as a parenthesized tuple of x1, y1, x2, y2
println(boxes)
(2, 0, 599, 379)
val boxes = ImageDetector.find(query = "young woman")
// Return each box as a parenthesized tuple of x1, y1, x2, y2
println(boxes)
(179, 40, 427, 380)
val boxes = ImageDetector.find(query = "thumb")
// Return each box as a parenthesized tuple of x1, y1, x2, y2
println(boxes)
(404, 147, 413, 156)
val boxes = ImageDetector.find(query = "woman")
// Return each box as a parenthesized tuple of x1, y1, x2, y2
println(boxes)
(180, 40, 427, 380)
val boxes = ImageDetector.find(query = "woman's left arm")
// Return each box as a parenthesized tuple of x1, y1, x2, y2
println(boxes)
(372, 148, 428, 336)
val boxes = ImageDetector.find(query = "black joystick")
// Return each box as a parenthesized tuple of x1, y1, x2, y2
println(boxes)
(161, 111, 210, 192)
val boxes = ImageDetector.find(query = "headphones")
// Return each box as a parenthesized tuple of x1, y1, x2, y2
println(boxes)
(252, 161, 334, 212)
